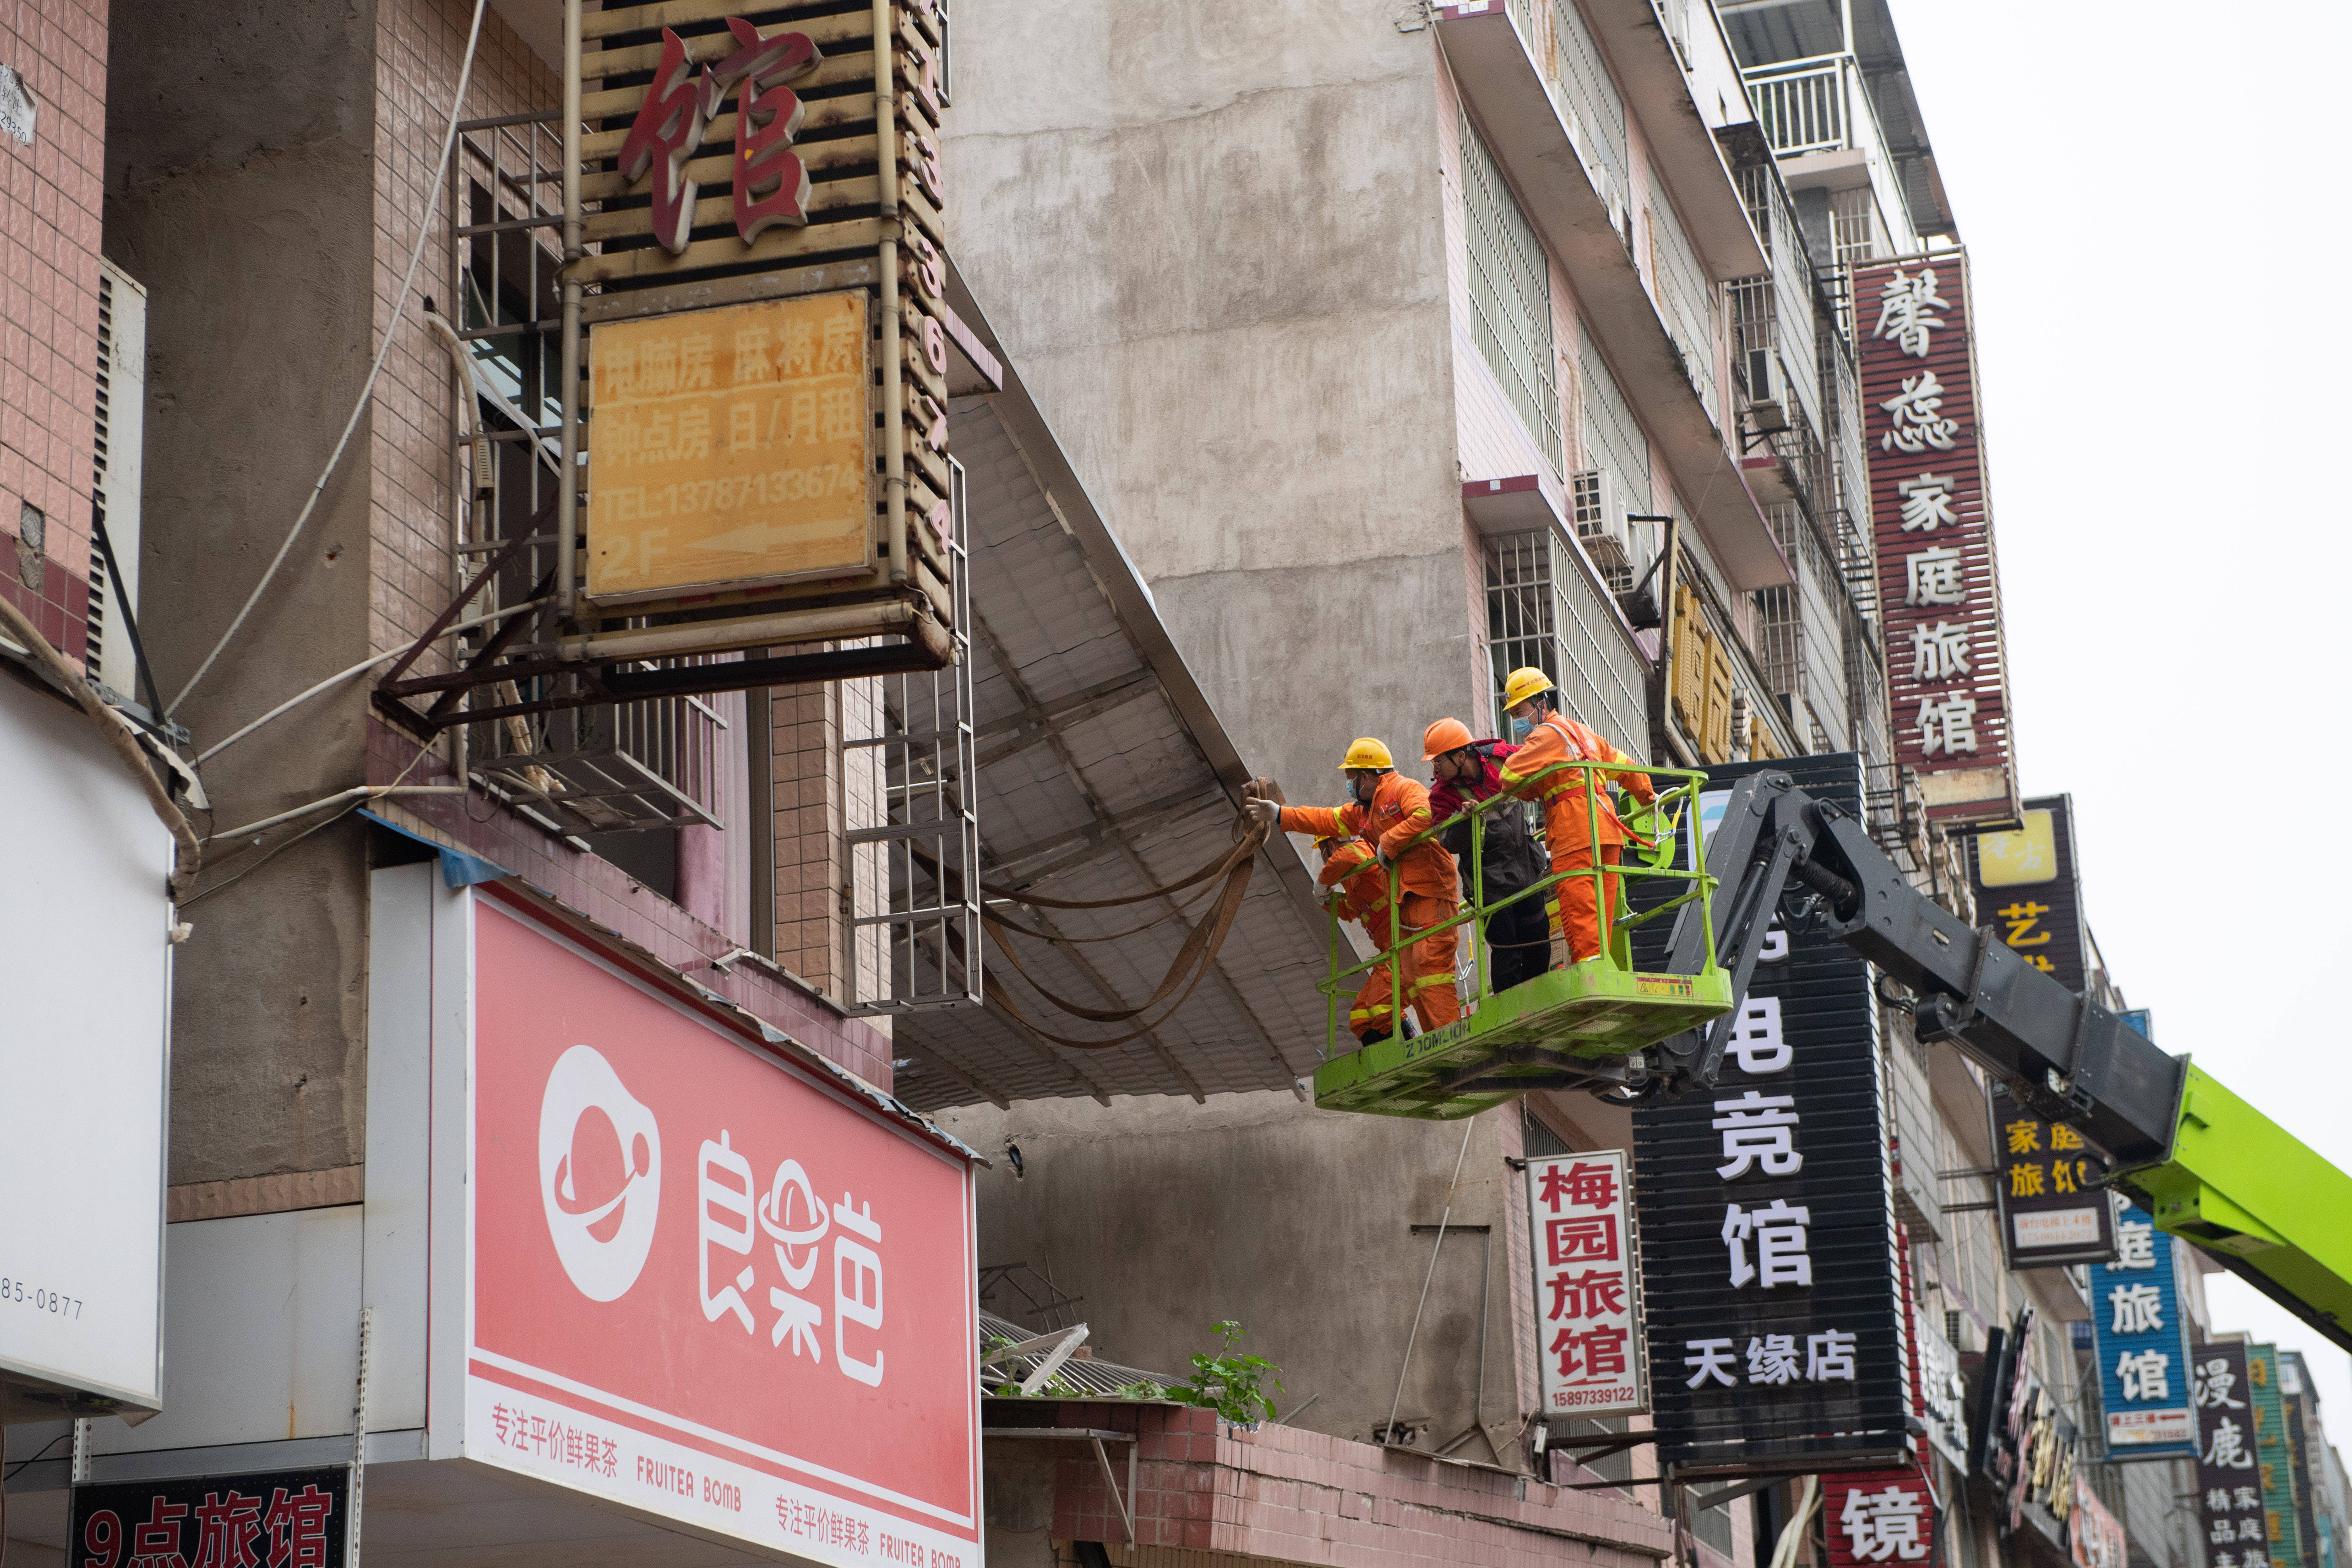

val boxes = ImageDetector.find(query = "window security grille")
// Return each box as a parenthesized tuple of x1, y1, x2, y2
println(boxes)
(1577, 324, 1648, 537)
(1461, 111, 1562, 474)
(1644, 194, 1719, 417)
(1829, 185, 1881, 266)
(1483, 529, 1645, 751)
(1546, 0, 1630, 215)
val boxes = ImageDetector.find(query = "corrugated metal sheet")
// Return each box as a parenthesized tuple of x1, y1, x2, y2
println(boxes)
(890, 369, 1331, 1112)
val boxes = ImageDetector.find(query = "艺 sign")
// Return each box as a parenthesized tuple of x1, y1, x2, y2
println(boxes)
(457, 893, 980, 1568)
(1525, 1149, 1647, 1418)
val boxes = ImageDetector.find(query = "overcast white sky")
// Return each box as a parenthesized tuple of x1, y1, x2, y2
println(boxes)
(1883, 0, 2352, 1451)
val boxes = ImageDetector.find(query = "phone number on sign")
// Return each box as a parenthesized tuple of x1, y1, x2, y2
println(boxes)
(1550, 1386, 1633, 1409)
(599, 464, 867, 524)
(0, 1276, 84, 1318)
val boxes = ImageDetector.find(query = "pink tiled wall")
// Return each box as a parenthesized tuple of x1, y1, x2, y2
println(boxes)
(1043, 1401, 1675, 1566)
(370, 719, 896, 1088)
(0, 0, 105, 667)
(370, 0, 555, 667)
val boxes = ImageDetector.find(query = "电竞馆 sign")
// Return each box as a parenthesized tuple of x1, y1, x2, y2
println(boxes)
(1632, 754, 1909, 1474)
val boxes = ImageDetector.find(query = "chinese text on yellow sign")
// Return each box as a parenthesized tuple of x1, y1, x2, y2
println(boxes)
(588, 292, 871, 602)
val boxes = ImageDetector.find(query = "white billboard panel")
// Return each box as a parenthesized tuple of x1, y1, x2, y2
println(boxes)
(0, 675, 170, 1411)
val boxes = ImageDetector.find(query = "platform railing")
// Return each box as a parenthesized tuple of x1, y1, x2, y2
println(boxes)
(1315, 758, 1718, 1059)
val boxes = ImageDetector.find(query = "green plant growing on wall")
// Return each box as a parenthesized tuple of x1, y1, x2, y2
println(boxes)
(1169, 1320, 1282, 1425)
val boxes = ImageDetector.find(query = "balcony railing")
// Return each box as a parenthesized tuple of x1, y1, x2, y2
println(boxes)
(1746, 55, 1849, 156)
(1741, 54, 1921, 256)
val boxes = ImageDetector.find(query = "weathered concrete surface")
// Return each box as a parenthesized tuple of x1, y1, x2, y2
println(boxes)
(939, 1092, 1530, 1460)
(945, 0, 1481, 798)
(105, 0, 380, 1183)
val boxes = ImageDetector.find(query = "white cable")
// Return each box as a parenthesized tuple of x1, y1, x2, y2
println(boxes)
(1384, 1117, 1480, 1443)
(194, 597, 546, 766)
(167, 0, 491, 718)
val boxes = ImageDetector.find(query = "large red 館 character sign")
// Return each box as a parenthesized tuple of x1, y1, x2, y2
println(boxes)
(616, 20, 823, 254)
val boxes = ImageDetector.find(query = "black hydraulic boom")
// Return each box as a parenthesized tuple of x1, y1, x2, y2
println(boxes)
(1658, 773, 2186, 1172)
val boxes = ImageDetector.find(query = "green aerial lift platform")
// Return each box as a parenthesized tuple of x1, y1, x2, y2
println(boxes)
(1309, 762, 1732, 1117)
(1311, 768, 2352, 1353)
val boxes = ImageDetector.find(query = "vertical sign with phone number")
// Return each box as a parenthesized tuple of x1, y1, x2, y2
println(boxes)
(1525, 1148, 1647, 1418)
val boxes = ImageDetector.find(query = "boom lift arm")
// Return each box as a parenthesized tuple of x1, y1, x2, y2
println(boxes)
(1673, 771, 2352, 1354)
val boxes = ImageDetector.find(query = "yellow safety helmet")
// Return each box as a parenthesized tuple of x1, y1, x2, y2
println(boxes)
(1501, 667, 1555, 712)
(1338, 737, 1395, 770)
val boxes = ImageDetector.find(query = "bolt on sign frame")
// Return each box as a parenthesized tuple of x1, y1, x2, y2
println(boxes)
(377, 0, 980, 1011)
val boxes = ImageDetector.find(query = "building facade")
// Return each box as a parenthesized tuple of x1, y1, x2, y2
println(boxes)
(3, 2, 2344, 1568)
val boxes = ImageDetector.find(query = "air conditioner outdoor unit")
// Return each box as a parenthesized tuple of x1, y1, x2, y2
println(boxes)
(1743, 347, 1790, 434)
(87, 258, 148, 706)
(1569, 469, 1629, 583)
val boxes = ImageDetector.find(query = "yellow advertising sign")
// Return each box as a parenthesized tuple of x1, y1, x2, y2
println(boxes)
(1976, 808, 2057, 887)
(587, 292, 871, 602)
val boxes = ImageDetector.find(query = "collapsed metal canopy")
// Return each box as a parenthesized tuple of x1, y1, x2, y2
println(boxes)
(889, 294, 1333, 1112)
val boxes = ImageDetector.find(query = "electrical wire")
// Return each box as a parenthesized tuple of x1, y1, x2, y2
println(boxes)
(1384, 1117, 1480, 1443)
(166, 0, 491, 718)
(0, 584, 202, 899)
(193, 597, 547, 768)
(1, 1429, 68, 1479)
(181, 747, 438, 910)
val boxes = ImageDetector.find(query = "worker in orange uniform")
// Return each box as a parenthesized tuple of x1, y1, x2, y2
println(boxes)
(1311, 833, 1405, 1038)
(1248, 739, 1460, 1043)
(1493, 669, 1654, 966)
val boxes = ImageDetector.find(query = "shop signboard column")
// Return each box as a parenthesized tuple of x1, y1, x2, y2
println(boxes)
(70, 1469, 351, 1568)
(1633, 753, 1909, 1475)
(1988, 1081, 2113, 1270)
(1525, 1148, 1649, 1419)
(1854, 250, 2018, 824)
(433, 886, 983, 1568)
(2089, 1201, 2197, 1459)
(2250, 1346, 2306, 1568)
(2195, 1341, 2275, 1568)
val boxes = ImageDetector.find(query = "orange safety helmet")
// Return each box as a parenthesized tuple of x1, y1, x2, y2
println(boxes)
(1422, 717, 1475, 760)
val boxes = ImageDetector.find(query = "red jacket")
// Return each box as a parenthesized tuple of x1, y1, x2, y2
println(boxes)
(1428, 739, 1516, 824)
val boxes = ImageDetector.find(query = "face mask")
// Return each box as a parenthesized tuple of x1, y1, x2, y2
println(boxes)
(1509, 716, 1533, 742)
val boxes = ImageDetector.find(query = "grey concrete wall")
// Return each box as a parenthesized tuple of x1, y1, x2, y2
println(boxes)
(937, 1091, 1532, 1462)
(105, 0, 380, 1182)
(944, 0, 1480, 800)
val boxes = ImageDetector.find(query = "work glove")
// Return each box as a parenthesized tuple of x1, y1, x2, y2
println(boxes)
(1245, 798, 1280, 827)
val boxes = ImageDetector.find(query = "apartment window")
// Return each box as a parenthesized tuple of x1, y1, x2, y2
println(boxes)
(1462, 112, 1563, 472)
(1645, 194, 1720, 416)
(1577, 324, 1648, 520)
(1547, 0, 1629, 210)
(1829, 185, 1883, 266)
(1484, 530, 1646, 749)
